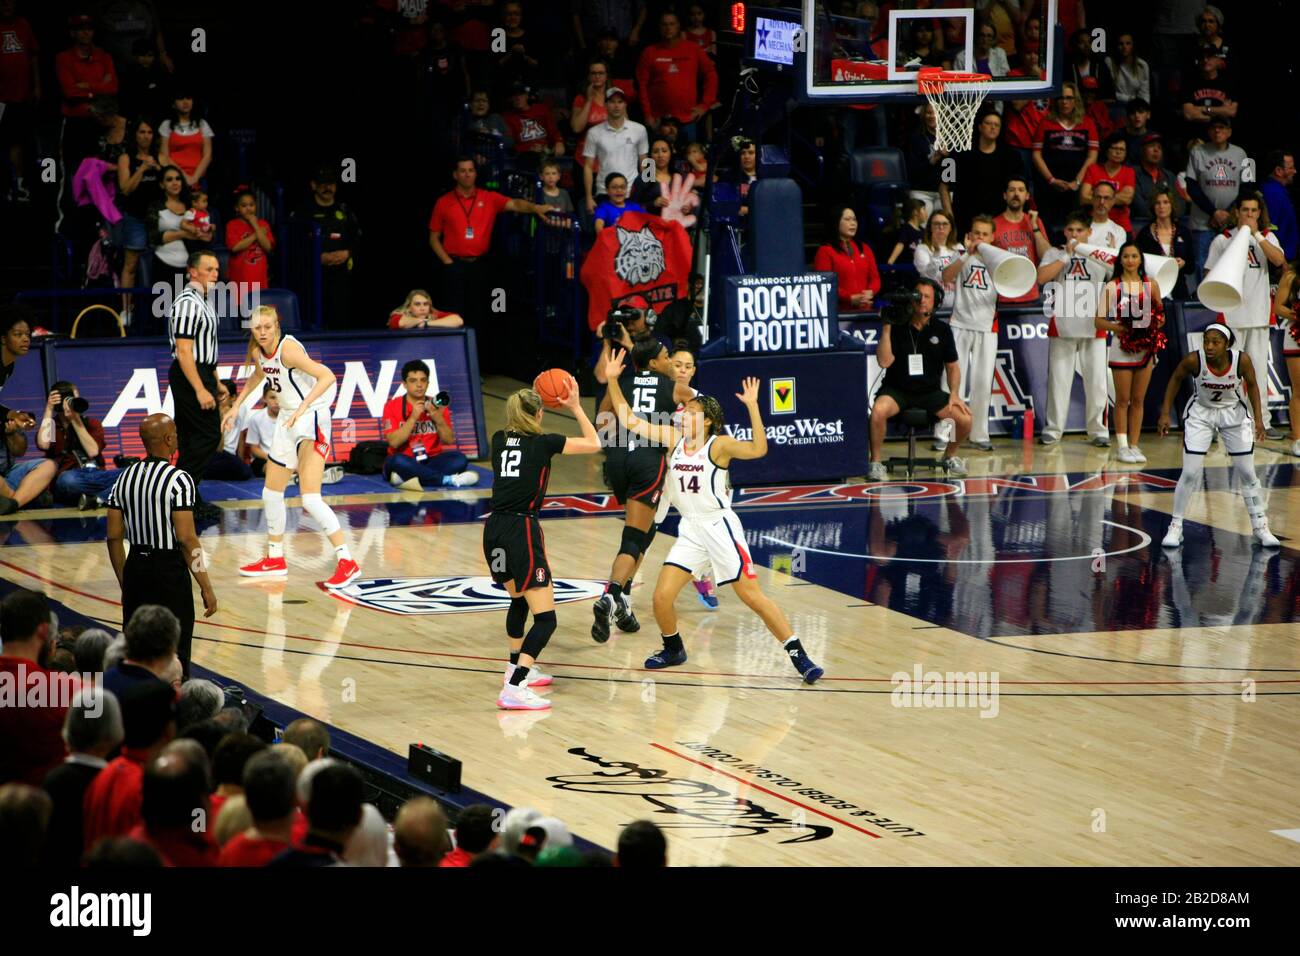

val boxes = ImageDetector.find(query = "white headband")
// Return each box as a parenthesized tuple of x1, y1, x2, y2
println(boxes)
(1204, 322, 1234, 345)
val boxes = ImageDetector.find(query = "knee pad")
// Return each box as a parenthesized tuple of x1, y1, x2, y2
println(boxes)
(301, 492, 341, 536)
(506, 596, 529, 639)
(521, 610, 557, 660)
(642, 524, 658, 553)
(262, 487, 286, 536)
(618, 526, 647, 562)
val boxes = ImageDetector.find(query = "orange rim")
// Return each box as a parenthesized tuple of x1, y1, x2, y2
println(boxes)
(917, 67, 991, 93)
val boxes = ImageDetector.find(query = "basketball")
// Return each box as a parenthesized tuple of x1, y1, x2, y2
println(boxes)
(533, 368, 576, 408)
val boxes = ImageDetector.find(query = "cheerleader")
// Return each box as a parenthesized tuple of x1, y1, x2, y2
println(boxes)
(1272, 257, 1300, 458)
(1095, 241, 1165, 463)
(1156, 323, 1279, 549)
(604, 350, 824, 683)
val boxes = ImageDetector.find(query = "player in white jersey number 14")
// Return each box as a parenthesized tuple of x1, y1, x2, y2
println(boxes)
(222, 305, 362, 587)
(603, 349, 824, 683)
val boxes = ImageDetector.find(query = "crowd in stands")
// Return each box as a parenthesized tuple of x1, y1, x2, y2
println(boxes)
(0, 587, 670, 867)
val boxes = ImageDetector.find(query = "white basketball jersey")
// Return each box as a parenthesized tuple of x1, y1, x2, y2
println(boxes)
(260, 334, 336, 413)
(1192, 347, 1245, 409)
(668, 436, 731, 519)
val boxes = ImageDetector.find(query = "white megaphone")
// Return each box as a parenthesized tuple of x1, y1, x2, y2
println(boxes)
(976, 243, 1036, 298)
(1197, 226, 1251, 312)
(1073, 242, 1180, 300)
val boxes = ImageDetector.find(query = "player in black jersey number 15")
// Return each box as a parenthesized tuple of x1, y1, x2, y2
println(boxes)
(483, 383, 602, 710)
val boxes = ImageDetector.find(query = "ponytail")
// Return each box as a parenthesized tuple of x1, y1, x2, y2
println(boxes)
(505, 389, 544, 436)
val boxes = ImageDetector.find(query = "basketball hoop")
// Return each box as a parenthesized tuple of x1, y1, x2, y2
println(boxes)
(917, 67, 991, 153)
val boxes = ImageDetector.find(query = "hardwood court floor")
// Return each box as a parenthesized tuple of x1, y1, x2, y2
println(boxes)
(5, 375, 1298, 865)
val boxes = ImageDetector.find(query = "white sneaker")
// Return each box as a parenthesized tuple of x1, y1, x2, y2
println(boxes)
(389, 471, 404, 487)
(504, 663, 553, 687)
(1116, 447, 1136, 463)
(497, 683, 552, 710)
(931, 439, 949, 452)
(941, 455, 968, 477)
(447, 471, 480, 487)
(1254, 524, 1281, 548)
(1162, 519, 1183, 548)
(868, 461, 888, 481)
(1130, 447, 1147, 463)
(1291, 440, 1300, 458)
(323, 465, 345, 484)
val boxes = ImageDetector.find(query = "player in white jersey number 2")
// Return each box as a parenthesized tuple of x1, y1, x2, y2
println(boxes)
(604, 350, 824, 683)
(1156, 322, 1280, 549)
(222, 305, 362, 587)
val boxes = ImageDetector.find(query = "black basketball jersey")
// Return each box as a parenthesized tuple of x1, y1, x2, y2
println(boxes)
(489, 430, 567, 514)
(613, 366, 677, 453)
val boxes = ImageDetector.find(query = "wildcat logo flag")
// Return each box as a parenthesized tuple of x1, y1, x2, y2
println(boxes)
(581, 211, 692, 330)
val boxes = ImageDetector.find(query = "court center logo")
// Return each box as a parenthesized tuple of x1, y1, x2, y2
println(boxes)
(770, 377, 796, 415)
(326, 576, 604, 614)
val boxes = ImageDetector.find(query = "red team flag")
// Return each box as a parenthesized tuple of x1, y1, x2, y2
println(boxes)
(580, 211, 693, 330)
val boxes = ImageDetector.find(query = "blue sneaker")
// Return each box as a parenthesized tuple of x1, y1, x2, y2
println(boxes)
(792, 653, 824, 685)
(693, 578, 719, 610)
(645, 645, 688, 669)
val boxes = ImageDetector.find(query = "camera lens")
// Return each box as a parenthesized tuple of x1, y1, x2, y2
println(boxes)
(71, 397, 90, 414)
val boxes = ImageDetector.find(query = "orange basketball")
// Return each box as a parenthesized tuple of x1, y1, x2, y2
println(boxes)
(533, 369, 576, 408)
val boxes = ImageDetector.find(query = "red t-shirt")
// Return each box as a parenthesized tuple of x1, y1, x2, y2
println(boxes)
(992, 213, 1047, 304)
(55, 46, 117, 119)
(382, 394, 453, 459)
(503, 104, 561, 154)
(1032, 117, 1100, 170)
(636, 39, 718, 122)
(438, 847, 474, 867)
(811, 241, 882, 309)
(218, 833, 291, 867)
(428, 188, 510, 258)
(387, 309, 454, 329)
(128, 823, 218, 867)
(225, 218, 275, 287)
(571, 94, 607, 160)
(1083, 163, 1136, 233)
(82, 749, 150, 850)
(0, 16, 39, 103)
(47, 416, 107, 473)
(685, 28, 716, 52)
(1002, 100, 1045, 150)
(0, 657, 72, 785)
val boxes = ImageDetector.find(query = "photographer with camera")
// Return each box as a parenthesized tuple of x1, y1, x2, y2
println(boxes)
(593, 298, 671, 386)
(869, 278, 971, 481)
(381, 360, 479, 490)
(36, 381, 120, 509)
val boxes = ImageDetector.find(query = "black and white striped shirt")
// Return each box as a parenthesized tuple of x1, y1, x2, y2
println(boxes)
(169, 285, 219, 367)
(105, 457, 196, 550)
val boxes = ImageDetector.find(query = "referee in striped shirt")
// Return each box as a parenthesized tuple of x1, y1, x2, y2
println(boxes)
(107, 413, 217, 679)
(169, 250, 223, 522)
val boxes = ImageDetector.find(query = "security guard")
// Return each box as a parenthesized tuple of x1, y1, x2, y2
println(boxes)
(106, 413, 217, 679)
(300, 166, 360, 330)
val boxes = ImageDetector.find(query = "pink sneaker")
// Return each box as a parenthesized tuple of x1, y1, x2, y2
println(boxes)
(694, 577, 719, 609)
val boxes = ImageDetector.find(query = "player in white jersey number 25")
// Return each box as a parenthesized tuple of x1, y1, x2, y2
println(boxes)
(603, 349, 824, 683)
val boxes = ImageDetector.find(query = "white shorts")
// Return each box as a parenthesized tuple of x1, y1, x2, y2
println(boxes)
(268, 406, 332, 468)
(664, 511, 756, 585)
(1182, 400, 1253, 456)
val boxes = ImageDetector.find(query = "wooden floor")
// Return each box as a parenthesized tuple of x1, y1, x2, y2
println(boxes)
(7, 374, 1299, 866)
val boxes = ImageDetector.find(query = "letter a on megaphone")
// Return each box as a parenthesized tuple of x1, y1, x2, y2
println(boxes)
(1198, 226, 1251, 313)
(978, 244, 1037, 298)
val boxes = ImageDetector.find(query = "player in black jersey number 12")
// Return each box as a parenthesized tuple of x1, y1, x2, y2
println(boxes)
(483, 383, 602, 710)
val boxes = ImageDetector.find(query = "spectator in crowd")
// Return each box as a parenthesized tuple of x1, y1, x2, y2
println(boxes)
(1261, 151, 1298, 261)
(1106, 33, 1151, 119)
(205, 378, 252, 480)
(992, 177, 1051, 305)
(1002, 95, 1046, 191)
(616, 819, 667, 867)
(722, 138, 759, 216)
(1086, 181, 1127, 250)
(1130, 134, 1183, 232)
(95, 0, 171, 73)
(1120, 99, 1154, 164)
(1274, 258, 1300, 457)
(502, 82, 565, 163)
(888, 198, 927, 265)
(0, 412, 56, 516)
(913, 210, 965, 310)
(438, 802, 497, 867)
(301, 166, 361, 330)
(655, 115, 687, 157)
(632, 137, 676, 214)
(0, 0, 40, 203)
(0, 588, 74, 786)
(225, 189, 275, 294)
(92, 95, 127, 164)
(1031, 82, 1099, 235)
(148, 164, 197, 293)
(183, 188, 215, 251)
(129, 746, 217, 866)
(1185, 116, 1246, 286)
(655, 289, 705, 355)
(37, 381, 118, 509)
(461, 89, 513, 151)
(83, 835, 162, 867)
(593, 172, 644, 231)
(636, 11, 717, 141)
(214, 794, 252, 847)
(429, 156, 556, 370)
(954, 19, 1009, 80)
(210, 733, 267, 820)
(268, 762, 364, 867)
(538, 159, 575, 218)
(581, 86, 647, 215)
(421, 19, 471, 154)
(812, 204, 881, 313)
(102, 604, 180, 701)
(1065, 27, 1113, 98)
(1081, 134, 1137, 235)
(82, 679, 176, 850)
(0, 782, 51, 866)
(176, 679, 224, 732)
(393, 796, 450, 867)
(684, 3, 716, 55)
(117, 38, 170, 123)
(41, 687, 122, 866)
(114, 116, 163, 326)
(940, 110, 1021, 236)
(242, 383, 276, 478)
(219, 749, 298, 866)
(73, 628, 112, 673)
(1135, 188, 1192, 300)
(570, 58, 610, 157)
(381, 359, 478, 489)
(905, 104, 946, 219)
(387, 289, 464, 330)
(157, 90, 213, 188)
(901, 18, 949, 70)
(343, 802, 392, 867)
(1180, 51, 1236, 133)
(1193, 5, 1228, 73)
(55, 14, 119, 192)
(592, 27, 637, 96)
(495, 1, 540, 96)
(574, 3, 646, 51)
(1079, 77, 1116, 140)
(284, 717, 330, 762)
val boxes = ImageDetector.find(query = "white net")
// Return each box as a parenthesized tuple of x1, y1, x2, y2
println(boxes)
(919, 73, 991, 153)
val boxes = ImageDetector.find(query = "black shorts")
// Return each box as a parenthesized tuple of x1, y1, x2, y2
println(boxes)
(603, 449, 667, 507)
(483, 513, 551, 592)
(875, 386, 949, 424)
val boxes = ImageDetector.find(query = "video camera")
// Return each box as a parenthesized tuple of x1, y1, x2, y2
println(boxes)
(604, 303, 656, 341)
(879, 288, 922, 326)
